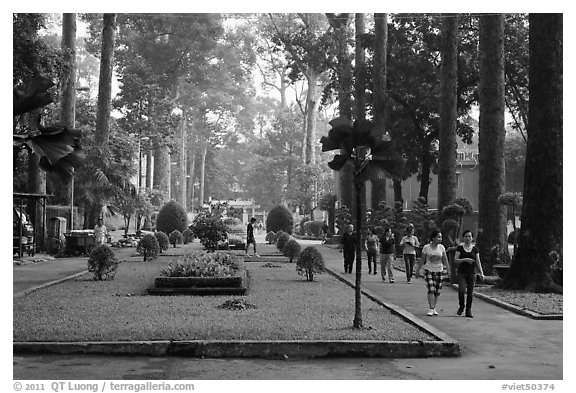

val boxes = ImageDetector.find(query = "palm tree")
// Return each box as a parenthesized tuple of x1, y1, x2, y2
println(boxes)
(321, 117, 405, 328)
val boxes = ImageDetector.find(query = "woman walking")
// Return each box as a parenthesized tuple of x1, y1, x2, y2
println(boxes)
(454, 230, 485, 318)
(379, 228, 395, 283)
(414, 230, 450, 316)
(365, 228, 379, 275)
(400, 224, 419, 283)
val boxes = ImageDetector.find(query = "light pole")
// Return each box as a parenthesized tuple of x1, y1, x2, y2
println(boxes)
(69, 85, 89, 232)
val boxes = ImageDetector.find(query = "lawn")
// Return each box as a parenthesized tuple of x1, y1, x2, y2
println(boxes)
(13, 249, 436, 343)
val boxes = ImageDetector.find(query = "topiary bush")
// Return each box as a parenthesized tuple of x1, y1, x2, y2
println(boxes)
(276, 232, 292, 252)
(190, 212, 227, 252)
(304, 220, 325, 237)
(137, 234, 160, 261)
(283, 238, 301, 263)
(266, 205, 293, 234)
(182, 228, 194, 244)
(87, 245, 118, 281)
(296, 246, 325, 281)
(265, 231, 276, 244)
(169, 230, 183, 247)
(155, 231, 169, 252)
(155, 200, 188, 235)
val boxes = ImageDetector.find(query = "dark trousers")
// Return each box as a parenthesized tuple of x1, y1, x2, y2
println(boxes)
(403, 254, 416, 281)
(457, 273, 476, 311)
(367, 251, 378, 273)
(343, 249, 355, 273)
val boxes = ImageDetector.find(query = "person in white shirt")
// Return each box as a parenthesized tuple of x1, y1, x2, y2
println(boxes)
(414, 230, 450, 316)
(93, 218, 108, 246)
(399, 224, 419, 283)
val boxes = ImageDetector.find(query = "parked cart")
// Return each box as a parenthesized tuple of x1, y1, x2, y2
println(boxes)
(64, 230, 96, 255)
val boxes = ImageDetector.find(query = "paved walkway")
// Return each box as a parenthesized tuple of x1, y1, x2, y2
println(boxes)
(314, 242, 563, 379)
(12, 236, 563, 380)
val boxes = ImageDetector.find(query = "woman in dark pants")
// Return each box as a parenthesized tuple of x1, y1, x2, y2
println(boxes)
(454, 230, 485, 318)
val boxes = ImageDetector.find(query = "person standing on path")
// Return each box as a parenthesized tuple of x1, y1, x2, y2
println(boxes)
(364, 228, 379, 275)
(400, 224, 419, 283)
(341, 224, 356, 274)
(245, 217, 259, 257)
(454, 230, 485, 318)
(414, 230, 450, 316)
(378, 227, 395, 283)
(93, 218, 108, 246)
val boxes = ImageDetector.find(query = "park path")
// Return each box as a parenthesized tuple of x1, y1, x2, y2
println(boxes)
(12, 234, 562, 380)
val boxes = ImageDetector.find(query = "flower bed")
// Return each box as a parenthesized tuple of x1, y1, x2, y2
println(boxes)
(148, 251, 248, 295)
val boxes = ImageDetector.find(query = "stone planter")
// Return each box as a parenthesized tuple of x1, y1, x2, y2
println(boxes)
(147, 269, 249, 296)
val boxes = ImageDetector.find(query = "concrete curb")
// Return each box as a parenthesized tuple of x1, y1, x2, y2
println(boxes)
(324, 268, 460, 346)
(449, 285, 563, 320)
(13, 339, 459, 358)
(14, 247, 460, 359)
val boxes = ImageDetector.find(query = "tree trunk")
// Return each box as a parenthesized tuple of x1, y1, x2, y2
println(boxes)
(60, 13, 77, 209)
(354, 13, 366, 121)
(477, 14, 507, 273)
(303, 71, 320, 165)
(199, 142, 208, 207)
(145, 149, 153, 189)
(327, 13, 354, 212)
(419, 146, 432, 203)
(187, 146, 196, 212)
(371, 13, 388, 210)
(326, 13, 353, 120)
(353, 177, 363, 328)
(60, 13, 76, 129)
(437, 15, 458, 216)
(502, 14, 562, 293)
(393, 179, 403, 207)
(153, 142, 170, 201)
(179, 107, 187, 210)
(94, 13, 116, 146)
(28, 151, 46, 250)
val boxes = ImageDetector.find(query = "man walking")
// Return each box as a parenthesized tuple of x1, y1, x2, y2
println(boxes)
(246, 217, 259, 257)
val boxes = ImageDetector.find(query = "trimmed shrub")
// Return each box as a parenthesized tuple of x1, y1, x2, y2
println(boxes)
(137, 234, 160, 261)
(223, 217, 242, 227)
(156, 200, 188, 235)
(266, 205, 293, 234)
(169, 230, 183, 247)
(276, 232, 292, 252)
(265, 231, 276, 244)
(87, 245, 118, 281)
(155, 231, 169, 252)
(283, 239, 301, 263)
(190, 212, 227, 251)
(182, 228, 194, 244)
(304, 220, 325, 237)
(296, 246, 325, 281)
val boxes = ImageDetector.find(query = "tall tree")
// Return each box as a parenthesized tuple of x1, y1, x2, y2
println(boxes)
(326, 13, 354, 212)
(437, 15, 459, 215)
(502, 14, 562, 293)
(370, 13, 389, 210)
(477, 14, 507, 271)
(94, 14, 116, 147)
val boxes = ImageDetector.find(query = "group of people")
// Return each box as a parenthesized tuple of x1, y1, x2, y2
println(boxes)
(340, 223, 485, 318)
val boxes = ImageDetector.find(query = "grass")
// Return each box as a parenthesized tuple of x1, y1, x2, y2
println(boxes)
(13, 248, 436, 343)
